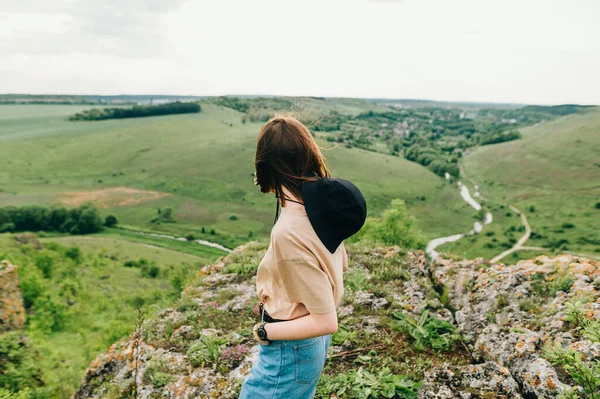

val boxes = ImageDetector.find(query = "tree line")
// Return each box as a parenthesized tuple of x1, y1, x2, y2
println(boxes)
(0, 204, 116, 234)
(69, 101, 201, 121)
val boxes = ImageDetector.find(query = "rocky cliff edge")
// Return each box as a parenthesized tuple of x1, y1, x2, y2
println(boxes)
(73, 242, 600, 399)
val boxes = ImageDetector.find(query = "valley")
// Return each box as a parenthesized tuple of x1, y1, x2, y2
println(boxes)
(444, 107, 600, 261)
(1, 96, 598, 398)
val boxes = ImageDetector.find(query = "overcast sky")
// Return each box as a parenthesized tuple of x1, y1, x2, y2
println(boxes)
(1, 0, 599, 104)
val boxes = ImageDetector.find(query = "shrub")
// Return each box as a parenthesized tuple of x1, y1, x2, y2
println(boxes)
(169, 268, 189, 296)
(144, 357, 175, 388)
(0, 332, 45, 394)
(104, 215, 118, 227)
(543, 343, 600, 398)
(316, 367, 421, 399)
(30, 296, 67, 333)
(331, 326, 359, 346)
(19, 274, 43, 309)
(186, 336, 226, 368)
(223, 262, 257, 276)
(583, 321, 600, 343)
(219, 344, 250, 369)
(352, 199, 425, 249)
(141, 263, 160, 278)
(0, 387, 36, 398)
(344, 269, 371, 292)
(65, 246, 82, 263)
(152, 208, 173, 224)
(391, 310, 460, 351)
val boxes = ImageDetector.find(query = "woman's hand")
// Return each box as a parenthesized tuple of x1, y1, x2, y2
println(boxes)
(262, 311, 338, 341)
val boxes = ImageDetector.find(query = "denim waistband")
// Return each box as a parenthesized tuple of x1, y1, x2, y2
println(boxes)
(263, 334, 331, 347)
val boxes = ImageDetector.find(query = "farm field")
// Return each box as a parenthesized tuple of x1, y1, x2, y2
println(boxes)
(441, 108, 600, 260)
(0, 102, 477, 246)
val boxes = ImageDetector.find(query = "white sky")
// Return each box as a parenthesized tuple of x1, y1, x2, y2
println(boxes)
(1, 0, 599, 104)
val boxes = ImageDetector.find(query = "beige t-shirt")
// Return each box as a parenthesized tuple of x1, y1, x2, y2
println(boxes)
(256, 204, 348, 320)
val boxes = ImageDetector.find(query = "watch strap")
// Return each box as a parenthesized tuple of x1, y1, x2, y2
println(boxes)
(254, 322, 270, 345)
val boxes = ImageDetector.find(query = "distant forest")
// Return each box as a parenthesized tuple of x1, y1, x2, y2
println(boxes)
(69, 101, 201, 121)
(203, 96, 592, 178)
(0, 204, 110, 234)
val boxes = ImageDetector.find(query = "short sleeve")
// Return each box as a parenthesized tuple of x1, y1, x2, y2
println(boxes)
(276, 257, 336, 314)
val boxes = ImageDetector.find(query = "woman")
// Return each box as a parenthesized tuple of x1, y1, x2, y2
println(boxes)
(239, 115, 367, 399)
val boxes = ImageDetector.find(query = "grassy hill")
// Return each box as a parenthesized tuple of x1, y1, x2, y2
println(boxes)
(442, 107, 600, 260)
(0, 102, 476, 247)
(0, 232, 223, 397)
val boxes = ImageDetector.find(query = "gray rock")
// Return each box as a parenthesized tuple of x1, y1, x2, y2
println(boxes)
(354, 290, 389, 310)
(419, 362, 523, 399)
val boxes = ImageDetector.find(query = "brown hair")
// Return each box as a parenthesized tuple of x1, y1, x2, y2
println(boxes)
(254, 115, 330, 206)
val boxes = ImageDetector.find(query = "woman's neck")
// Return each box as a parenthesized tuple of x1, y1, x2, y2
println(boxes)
(280, 186, 304, 209)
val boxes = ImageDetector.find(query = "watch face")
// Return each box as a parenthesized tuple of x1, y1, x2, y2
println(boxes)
(257, 327, 267, 340)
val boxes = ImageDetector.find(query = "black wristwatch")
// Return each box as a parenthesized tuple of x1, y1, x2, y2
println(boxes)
(257, 322, 269, 342)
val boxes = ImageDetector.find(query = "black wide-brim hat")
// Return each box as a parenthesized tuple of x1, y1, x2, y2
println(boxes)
(301, 177, 367, 254)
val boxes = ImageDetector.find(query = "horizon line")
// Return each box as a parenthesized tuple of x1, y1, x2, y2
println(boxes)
(1, 93, 598, 107)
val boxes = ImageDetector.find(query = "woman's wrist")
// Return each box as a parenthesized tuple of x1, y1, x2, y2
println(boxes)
(253, 323, 271, 345)
(258, 312, 338, 341)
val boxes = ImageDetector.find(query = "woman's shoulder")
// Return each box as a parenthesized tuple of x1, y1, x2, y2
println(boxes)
(272, 212, 312, 237)
(271, 218, 317, 256)
(271, 222, 302, 247)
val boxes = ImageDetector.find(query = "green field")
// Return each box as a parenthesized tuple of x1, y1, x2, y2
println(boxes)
(0, 232, 221, 397)
(0, 103, 477, 245)
(441, 108, 600, 259)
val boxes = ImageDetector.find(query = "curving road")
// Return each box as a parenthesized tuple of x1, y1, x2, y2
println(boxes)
(489, 205, 531, 263)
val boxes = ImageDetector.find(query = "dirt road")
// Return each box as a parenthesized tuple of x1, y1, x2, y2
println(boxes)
(490, 205, 531, 263)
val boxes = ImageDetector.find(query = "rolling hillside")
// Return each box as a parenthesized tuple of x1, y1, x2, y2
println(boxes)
(0, 102, 476, 247)
(443, 107, 600, 260)
(0, 232, 220, 397)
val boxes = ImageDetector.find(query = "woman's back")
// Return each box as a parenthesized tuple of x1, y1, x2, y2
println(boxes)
(256, 204, 347, 320)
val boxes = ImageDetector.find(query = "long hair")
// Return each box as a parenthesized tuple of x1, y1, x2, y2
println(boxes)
(254, 115, 330, 207)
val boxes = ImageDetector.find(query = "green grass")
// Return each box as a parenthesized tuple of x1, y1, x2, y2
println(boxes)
(0, 232, 217, 397)
(0, 103, 475, 243)
(444, 108, 600, 259)
(41, 235, 211, 264)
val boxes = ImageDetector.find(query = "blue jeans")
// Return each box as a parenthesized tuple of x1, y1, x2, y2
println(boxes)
(239, 334, 332, 399)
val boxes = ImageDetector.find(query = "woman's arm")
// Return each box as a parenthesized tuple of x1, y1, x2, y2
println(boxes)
(263, 310, 338, 341)
(342, 243, 349, 272)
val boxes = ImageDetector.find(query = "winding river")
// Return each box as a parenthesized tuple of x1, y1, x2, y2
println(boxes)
(425, 179, 493, 260)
